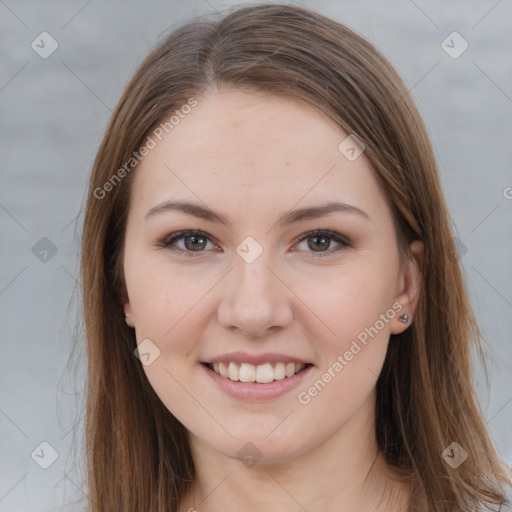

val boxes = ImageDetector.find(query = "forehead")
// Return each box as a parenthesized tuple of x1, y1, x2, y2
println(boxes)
(130, 88, 388, 222)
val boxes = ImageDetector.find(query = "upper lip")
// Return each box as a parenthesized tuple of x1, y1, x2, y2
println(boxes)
(203, 351, 312, 366)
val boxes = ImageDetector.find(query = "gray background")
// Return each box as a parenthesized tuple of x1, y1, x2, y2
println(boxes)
(0, 0, 511, 510)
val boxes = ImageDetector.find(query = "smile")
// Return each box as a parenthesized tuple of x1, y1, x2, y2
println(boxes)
(205, 361, 309, 383)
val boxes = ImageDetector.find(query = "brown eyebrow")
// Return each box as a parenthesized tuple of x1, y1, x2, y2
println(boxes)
(144, 200, 371, 227)
(276, 202, 370, 226)
(145, 200, 228, 224)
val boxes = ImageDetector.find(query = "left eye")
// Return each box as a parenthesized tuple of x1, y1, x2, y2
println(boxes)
(294, 230, 351, 255)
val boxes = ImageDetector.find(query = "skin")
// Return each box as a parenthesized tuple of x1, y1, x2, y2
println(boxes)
(122, 87, 423, 512)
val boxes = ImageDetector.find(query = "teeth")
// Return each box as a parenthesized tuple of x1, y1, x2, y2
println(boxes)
(228, 362, 239, 381)
(255, 363, 273, 383)
(209, 361, 307, 383)
(273, 362, 286, 380)
(219, 362, 229, 378)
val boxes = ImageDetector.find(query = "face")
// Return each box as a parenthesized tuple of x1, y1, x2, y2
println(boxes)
(122, 88, 421, 464)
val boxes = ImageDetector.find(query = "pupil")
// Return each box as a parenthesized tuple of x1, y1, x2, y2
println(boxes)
(186, 236, 205, 251)
(309, 236, 330, 251)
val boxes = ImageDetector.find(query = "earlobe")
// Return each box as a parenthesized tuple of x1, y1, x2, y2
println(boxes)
(391, 240, 424, 334)
(398, 313, 409, 324)
(124, 303, 135, 328)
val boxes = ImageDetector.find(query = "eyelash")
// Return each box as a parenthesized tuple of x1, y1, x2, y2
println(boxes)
(158, 229, 352, 258)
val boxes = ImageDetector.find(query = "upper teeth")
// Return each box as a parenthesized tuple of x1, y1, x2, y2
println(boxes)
(211, 362, 307, 383)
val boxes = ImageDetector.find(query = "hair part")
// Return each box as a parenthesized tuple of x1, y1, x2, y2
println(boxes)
(81, 4, 511, 511)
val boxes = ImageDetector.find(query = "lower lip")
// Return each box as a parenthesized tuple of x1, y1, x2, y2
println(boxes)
(201, 363, 314, 400)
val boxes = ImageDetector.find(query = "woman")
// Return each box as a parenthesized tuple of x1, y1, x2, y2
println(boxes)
(81, 4, 511, 511)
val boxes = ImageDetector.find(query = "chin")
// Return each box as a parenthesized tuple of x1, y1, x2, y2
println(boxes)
(202, 429, 312, 467)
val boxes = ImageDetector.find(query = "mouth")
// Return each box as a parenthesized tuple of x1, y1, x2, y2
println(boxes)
(202, 361, 312, 384)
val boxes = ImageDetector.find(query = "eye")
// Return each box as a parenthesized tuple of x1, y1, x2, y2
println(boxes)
(294, 230, 351, 256)
(159, 230, 218, 256)
(158, 229, 351, 258)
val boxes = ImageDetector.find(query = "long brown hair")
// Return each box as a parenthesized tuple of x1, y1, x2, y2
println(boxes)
(80, 4, 511, 511)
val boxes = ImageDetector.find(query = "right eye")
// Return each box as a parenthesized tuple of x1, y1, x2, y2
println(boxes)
(160, 230, 219, 256)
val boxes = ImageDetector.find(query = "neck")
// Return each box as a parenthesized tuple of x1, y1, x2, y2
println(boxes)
(179, 393, 410, 512)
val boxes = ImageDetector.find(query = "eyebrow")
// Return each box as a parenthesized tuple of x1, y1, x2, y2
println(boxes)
(144, 199, 371, 227)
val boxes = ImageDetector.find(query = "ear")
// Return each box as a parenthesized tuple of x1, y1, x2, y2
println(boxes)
(390, 240, 424, 334)
(124, 302, 135, 328)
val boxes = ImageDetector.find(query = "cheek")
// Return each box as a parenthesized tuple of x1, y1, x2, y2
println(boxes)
(125, 260, 215, 422)
(293, 258, 398, 347)
(124, 255, 224, 412)
(290, 252, 398, 414)
(293, 270, 393, 425)
(126, 253, 214, 340)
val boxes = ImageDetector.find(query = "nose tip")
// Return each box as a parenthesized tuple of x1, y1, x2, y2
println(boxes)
(216, 256, 293, 336)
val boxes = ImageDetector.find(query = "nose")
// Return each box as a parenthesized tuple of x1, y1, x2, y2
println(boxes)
(217, 253, 294, 337)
